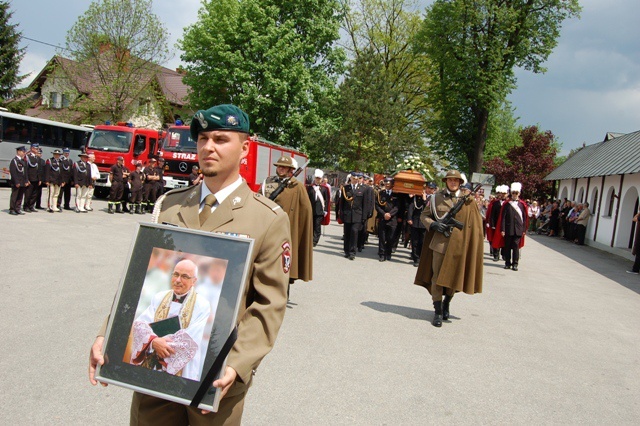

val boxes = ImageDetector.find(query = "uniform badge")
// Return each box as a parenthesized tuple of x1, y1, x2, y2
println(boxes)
(232, 196, 241, 205)
(226, 115, 239, 127)
(196, 112, 208, 129)
(281, 242, 292, 274)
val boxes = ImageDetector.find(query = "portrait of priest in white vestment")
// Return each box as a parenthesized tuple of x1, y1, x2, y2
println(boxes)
(129, 258, 210, 381)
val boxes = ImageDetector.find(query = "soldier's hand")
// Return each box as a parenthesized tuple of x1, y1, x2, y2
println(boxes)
(384, 213, 391, 220)
(407, 220, 413, 226)
(430, 221, 448, 234)
(152, 337, 175, 359)
(89, 336, 107, 386)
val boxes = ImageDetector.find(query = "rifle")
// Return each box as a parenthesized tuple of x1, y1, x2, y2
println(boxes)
(438, 183, 483, 238)
(268, 158, 310, 201)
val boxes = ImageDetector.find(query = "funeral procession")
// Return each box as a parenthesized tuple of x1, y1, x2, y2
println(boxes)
(2, 1, 640, 425)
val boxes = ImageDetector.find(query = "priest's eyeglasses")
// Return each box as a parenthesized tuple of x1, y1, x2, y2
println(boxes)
(172, 272, 195, 281)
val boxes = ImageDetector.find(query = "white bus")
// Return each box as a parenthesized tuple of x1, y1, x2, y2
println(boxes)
(0, 110, 93, 182)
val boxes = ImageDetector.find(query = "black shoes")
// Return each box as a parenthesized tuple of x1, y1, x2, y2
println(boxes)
(348, 255, 355, 261)
(9, 210, 18, 215)
(504, 264, 511, 269)
(512, 265, 518, 271)
(432, 301, 443, 327)
(379, 256, 385, 262)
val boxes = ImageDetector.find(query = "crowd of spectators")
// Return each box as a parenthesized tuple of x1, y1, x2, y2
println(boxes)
(522, 197, 591, 245)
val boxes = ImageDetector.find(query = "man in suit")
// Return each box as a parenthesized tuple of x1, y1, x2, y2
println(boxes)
(414, 170, 484, 327)
(23, 143, 41, 212)
(58, 147, 73, 210)
(89, 104, 291, 425)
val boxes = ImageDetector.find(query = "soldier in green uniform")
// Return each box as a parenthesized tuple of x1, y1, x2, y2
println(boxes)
(90, 104, 291, 425)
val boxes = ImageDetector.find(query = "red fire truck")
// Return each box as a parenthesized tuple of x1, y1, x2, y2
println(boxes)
(85, 122, 163, 197)
(158, 123, 308, 192)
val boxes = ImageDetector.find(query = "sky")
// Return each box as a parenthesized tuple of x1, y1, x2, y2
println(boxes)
(9, 0, 640, 155)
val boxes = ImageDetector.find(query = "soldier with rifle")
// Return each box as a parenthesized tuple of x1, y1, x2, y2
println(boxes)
(414, 170, 484, 327)
(262, 156, 313, 291)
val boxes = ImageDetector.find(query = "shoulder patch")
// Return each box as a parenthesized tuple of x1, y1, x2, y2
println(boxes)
(281, 242, 291, 274)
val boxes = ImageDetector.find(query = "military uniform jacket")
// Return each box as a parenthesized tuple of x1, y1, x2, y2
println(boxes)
(73, 161, 92, 187)
(264, 177, 313, 282)
(153, 182, 291, 394)
(25, 153, 40, 182)
(407, 195, 426, 229)
(45, 157, 63, 185)
(415, 189, 484, 295)
(375, 189, 399, 222)
(338, 184, 369, 224)
(9, 156, 28, 186)
(60, 156, 73, 183)
(129, 170, 145, 191)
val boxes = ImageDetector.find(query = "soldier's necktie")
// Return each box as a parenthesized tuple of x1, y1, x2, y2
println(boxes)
(199, 194, 217, 225)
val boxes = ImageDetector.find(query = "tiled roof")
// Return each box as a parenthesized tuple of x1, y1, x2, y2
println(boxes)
(545, 130, 640, 180)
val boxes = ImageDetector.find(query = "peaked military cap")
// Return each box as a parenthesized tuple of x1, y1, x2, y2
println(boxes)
(190, 104, 250, 141)
(16, 146, 26, 152)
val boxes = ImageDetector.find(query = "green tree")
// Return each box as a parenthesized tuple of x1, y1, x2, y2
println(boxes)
(0, 1, 26, 101)
(65, 0, 170, 121)
(483, 100, 522, 163)
(415, 0, 580, 173)
(484, 125, 557, 200)
(180, 0, 345, 149)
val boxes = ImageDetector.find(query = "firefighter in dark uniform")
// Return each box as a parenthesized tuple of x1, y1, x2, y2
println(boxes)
(142, 158, 160, 212)
(188, 165, 202, 186)
(128, 161, 146, 214)
(35, 148, 47, 209)
(376, 177, 400, 261)
(45, 149, 63, 212)
(108, 156, 128, 214)
(357, 173, 374, 251)
(338, 173, 369, 260)
(9, 146, 28, 215)
(58, 147, 74, 210)
(73, 152, 92, 212)
(23, 143, 41, 212)
(154, 158, 166, 199)
(407, 183, 430, 266)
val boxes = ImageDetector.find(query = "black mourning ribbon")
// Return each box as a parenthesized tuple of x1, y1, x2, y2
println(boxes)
(190, 326, 238, 407)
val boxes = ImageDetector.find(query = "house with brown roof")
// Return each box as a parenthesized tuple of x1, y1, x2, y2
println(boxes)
(14, 55, 192, 130)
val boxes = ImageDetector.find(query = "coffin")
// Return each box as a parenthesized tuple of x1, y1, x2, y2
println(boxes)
(391, 169, 426, 195)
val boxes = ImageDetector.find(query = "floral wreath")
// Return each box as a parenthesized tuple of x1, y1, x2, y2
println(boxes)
(395, 155, 432, 180)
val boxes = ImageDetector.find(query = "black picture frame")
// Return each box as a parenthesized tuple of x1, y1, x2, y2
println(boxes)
(96, 222, 253, 412)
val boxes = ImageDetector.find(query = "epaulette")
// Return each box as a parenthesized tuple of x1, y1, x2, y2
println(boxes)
(252, 192, 283, 215)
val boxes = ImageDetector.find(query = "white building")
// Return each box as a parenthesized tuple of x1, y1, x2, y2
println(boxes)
(545, 130, 640, 260)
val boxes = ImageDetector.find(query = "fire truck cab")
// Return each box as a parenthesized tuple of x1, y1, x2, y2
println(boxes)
(157, 123, 197, 189)
(85, 122, 163, 196)
(242, 135, 308, 191)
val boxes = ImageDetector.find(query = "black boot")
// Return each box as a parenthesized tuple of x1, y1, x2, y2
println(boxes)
(108, 203, 114, 214)
(432, 301, 443, 327)
(443, 295, 453, 321)
(115, 203, 123, 214)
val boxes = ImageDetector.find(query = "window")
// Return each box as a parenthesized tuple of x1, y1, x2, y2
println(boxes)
(590, 189, 598, 214)
(62, 94, 70, 108)
(50, 92, 61, 109)
(605, 187, 615, 217)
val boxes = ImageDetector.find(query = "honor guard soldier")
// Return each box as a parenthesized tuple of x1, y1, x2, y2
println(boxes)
(45, 149, 63, 212)
(338, 172, 370, 260)
(90, 103, 292, 425)
(414, 170, 484, 327)
(23, 143, 41, 212)
(128, 161, 146, 214)
(486, 185, 508, 261)
(108, 156, 128, 214)
(307, 169, 330, 247)
(9, 145, 28, 215)
(375, 177, 399, 261)
(262, 155, 313, 285)
(58, 147, 73, 210)
(73, 152, 92, 212)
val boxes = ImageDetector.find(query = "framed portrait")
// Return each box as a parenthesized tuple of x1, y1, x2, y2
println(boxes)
(96, 222, 253, 412)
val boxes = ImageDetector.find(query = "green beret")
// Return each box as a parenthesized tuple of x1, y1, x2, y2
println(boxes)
(190, 104, 250, 141)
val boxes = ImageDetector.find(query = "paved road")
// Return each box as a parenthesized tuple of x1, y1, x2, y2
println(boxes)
(1, 187, 638, 425)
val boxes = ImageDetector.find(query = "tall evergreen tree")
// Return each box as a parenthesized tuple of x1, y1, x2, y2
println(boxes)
(0, 1, 26, 101)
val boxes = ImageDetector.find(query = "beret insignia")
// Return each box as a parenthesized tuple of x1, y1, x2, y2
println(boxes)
(226, 115, 239, 127)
